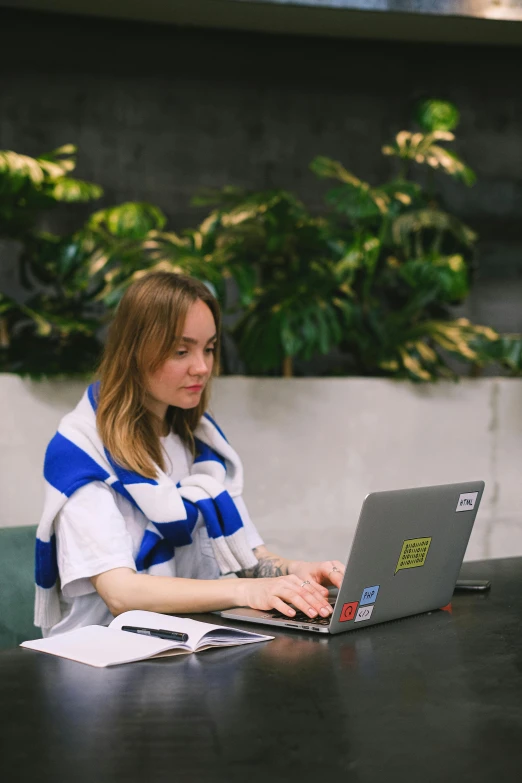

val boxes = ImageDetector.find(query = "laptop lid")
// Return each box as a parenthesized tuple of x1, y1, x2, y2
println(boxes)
(327, 480, 484, 634)
(219, 481, 484, 634)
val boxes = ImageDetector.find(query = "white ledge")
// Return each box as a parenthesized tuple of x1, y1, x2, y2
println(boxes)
(1, 373, 521, 563)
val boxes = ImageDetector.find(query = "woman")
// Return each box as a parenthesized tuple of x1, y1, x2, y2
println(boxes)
(35, 272, 344, 636)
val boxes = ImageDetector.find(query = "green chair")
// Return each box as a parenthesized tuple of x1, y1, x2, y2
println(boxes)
(0, 525, 41, 649)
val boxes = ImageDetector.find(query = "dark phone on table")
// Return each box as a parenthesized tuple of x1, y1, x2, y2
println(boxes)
(454, 579, 491, 592)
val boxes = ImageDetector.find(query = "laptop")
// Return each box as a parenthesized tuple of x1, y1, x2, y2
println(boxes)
(217, 481, 485, 635)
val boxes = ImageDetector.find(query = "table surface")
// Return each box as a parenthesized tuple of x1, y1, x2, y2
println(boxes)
(1, 558, 522, 783)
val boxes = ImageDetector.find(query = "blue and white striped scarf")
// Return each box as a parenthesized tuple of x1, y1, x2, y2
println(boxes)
(34, 382, 258, 629)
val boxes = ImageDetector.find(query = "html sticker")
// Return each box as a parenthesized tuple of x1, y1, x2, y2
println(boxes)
(395, 537, 432, 575)
(456, 492, 478, 512)
(339, 601, 359, 622)
(354, 605, 374, 623)
(360, 585, 380, 606)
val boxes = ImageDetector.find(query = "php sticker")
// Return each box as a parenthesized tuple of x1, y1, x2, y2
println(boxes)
(360, 585, 380, 606)
(354, 605, 374, 623)
(339, 602, 359, 622)
(395, 537, 432, 575)
(456, 492, 478, 512)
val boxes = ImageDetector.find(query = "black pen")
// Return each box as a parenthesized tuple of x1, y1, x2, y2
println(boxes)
(121, 625, 189, 643)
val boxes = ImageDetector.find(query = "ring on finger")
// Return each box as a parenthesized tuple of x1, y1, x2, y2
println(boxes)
(300, 580, 311, 588)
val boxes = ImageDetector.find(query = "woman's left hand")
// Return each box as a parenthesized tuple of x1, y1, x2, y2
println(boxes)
(287, 559, 345, 592)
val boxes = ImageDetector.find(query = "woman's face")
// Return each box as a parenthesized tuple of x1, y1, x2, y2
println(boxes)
(145, 298, 217, 418)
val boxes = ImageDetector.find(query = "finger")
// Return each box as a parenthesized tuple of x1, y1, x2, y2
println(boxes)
(323, 561, 345, 588)
(301, 579, 332, 605)
(289, 573, 328, 595)
(301, 575, 330, 596)
(294, 571, 330, 595)
(281, 586, 332, 619)
(288, 576, 332, 610)
(301, 584, 334, 617)
(271, 596, 296, 617)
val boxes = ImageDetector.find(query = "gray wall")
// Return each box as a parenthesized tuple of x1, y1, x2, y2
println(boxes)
(1, 8, 521, 334)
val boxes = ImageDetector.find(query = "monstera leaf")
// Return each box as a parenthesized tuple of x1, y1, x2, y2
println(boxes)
(368, 318, 500, 382)
(87, 202, 166, 240)
(382, 131, 476, 185)
(233, 259, 352, 374)
(392, 209, 477, 258)
(0, 151, 47, 192)
(0, 145, 102, 204)
(399, 255, 469, 303)
(310, 156, 390, 217)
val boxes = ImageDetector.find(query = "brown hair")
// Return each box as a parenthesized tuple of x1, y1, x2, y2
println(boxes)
(95, 271, 221, 479)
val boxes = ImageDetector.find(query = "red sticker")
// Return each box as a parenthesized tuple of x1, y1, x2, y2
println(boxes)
(339, 601, 359, 622)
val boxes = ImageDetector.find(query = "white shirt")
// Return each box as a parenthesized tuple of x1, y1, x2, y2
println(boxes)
(45, 432, 263, 637)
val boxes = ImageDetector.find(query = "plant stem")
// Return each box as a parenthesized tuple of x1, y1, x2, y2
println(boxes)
(282, 356, 293, 378)
(0, 317, 9, 348)
(469, 363, 483, 378)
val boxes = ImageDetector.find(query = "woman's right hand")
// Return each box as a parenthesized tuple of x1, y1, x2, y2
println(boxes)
(235, 575, 333, 619)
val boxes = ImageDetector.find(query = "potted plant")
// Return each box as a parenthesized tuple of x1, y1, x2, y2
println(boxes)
(0, 147, 222, 376)
(192, 100, 521, 379)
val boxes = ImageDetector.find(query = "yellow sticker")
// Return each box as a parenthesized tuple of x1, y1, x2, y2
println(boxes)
(395, 537, 432, 575)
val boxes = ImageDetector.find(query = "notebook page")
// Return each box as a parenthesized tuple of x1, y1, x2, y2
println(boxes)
(195, 638, 274, 652)
(21, 625, 188, 667)
(192, 628, 274, 650)
(110, 610, 273, 650)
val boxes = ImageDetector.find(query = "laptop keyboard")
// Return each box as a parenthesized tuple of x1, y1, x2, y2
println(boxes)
(268, 608, 331, 625)
(268, 600, 336, 626)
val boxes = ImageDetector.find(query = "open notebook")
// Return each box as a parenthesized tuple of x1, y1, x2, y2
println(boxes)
(20, 610, 274, 668)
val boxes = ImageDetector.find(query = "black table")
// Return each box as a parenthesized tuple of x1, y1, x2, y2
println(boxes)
(1, 558, 522, 783)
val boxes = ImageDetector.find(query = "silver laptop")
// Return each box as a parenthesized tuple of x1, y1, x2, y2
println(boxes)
(218, 481, 485, 634)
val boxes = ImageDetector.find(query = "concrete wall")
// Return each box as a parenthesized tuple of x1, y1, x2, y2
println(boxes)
(0, 9, 521, 336)
(1, 374, 521, 565)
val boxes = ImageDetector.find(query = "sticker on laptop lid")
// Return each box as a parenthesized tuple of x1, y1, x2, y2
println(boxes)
(360, 585, 380, 606)
(456, 492, 478, 512)
(395, 537, 432, 575)
(354, 605, 374, 623)
(339, 601, 359, 622)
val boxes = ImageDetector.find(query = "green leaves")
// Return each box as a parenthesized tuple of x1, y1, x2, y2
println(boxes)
(311, 156, 390, 219)
(415, 99, 460, 133)
(51, 178, 103, 202)
(0, 144, 102, 203)
(194, 186, 353, 373)
(304, 101, 520, 382)
(0, 151, 46, 191)
(0, 144, 103, 243)
(234, 276, 349, 373)
(342, 314, 501, 383)
(1, 108, 520, 381)
(383, 130, 476, 185)
(459, 331, 522, 376)
(87, 202, 166, 239)
(392, 209, 477, 258)
(496, 336, 522, 372)
(399, 255, 469, 303)
(0, 148, 206, 374)
(309, 156, 362, 186)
